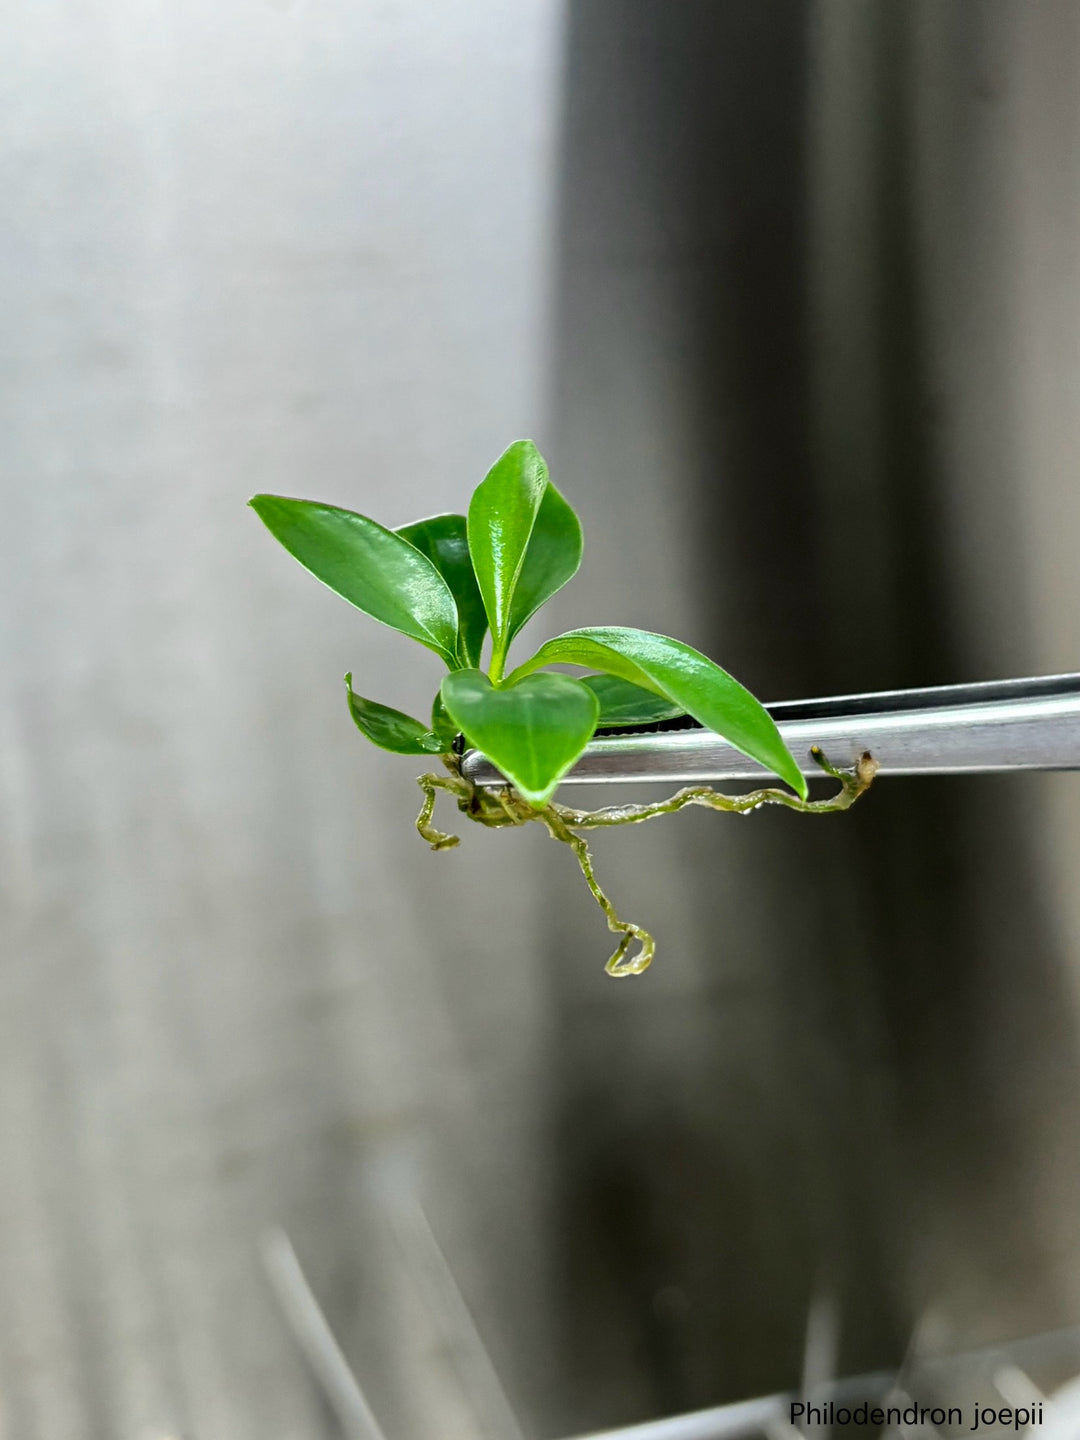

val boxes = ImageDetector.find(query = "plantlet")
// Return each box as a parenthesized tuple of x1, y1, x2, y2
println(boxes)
(250, 440, 875, 975)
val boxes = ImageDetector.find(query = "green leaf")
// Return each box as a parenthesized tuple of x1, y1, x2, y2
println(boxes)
(430, 692, 458, 749)
(506, 479, 583, 645)
(345, 675, 444, 754)
(508, 626, 807, 799)
(396, 512, 487, 667)
(440, 669, 599, 807)
(249, 495, 459, 662)
(466, 440, 548, 677)
(583, 674, 687, 728)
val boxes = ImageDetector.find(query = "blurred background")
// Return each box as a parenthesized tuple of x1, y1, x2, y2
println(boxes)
(4, 2, 1080, 1437)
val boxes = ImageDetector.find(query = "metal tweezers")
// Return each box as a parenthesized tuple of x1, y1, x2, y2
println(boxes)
(461, 672, 1080, 789)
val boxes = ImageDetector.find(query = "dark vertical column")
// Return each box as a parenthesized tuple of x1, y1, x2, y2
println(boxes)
(545, 5, 906, 1427)
(542, 2, 1080, 1433)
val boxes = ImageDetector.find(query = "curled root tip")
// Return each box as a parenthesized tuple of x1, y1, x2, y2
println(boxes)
(604, 926, 656, 978)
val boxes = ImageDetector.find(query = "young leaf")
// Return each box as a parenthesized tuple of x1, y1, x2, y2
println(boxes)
(249, 495, 459, 663)
(583, 674, 687, 728)
(440, 669, 599, 807)
(345, 675, 444, 754)
(508, 626, 807, 799)
(430, 692, 458, 749)
(506, 479, 583, 645)
(397, 513, 488, 667)
(466, 440, 548, 677)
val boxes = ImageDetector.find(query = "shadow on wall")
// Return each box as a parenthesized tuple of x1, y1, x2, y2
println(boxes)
(541, 2, 1080, 1432)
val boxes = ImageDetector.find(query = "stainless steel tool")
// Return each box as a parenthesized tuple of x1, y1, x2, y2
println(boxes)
(460, 672, 1080, 789)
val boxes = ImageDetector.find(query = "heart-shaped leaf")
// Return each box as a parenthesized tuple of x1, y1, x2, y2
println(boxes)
(506, 479, 583, 645)
(249, 495, 459, 663)
(440, 669, 599, 807)
(583, 674, 687, 728)
(508, 626, 807, 799)
(466, 440, 548, 676)
(396, 512, 487, 667)
(345, 675, 444, 754)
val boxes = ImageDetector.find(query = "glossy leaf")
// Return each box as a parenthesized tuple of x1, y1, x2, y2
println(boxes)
(249, 495, 459, 662)
(345, 674, 443, 755)
(440, 669, 599, 807)
(430, 692, 458, 749)
(396, 512, 487, 668)
(506, 479, 583, 645)
(583, 674, 687, 728)
(508, 626, 807, 799)
(466, 440, 548, 675)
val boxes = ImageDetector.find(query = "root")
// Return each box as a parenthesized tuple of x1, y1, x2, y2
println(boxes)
(540, 806, 655, 977)
(415, 772, 464, 850)
(551, 749, 878, 831)
(416, 748, 877, 975)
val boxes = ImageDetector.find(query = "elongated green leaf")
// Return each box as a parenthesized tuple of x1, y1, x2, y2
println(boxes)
(506, 480, 583, 644)
(466, 440, 548, 674)
(440, 669, 599, 807)
(249, 495, 459, 662)
(345, 675, 443, 754)
(508, 626, 807, 799)
(397, 512, 487, 667)
(583, 674, 687, 728)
